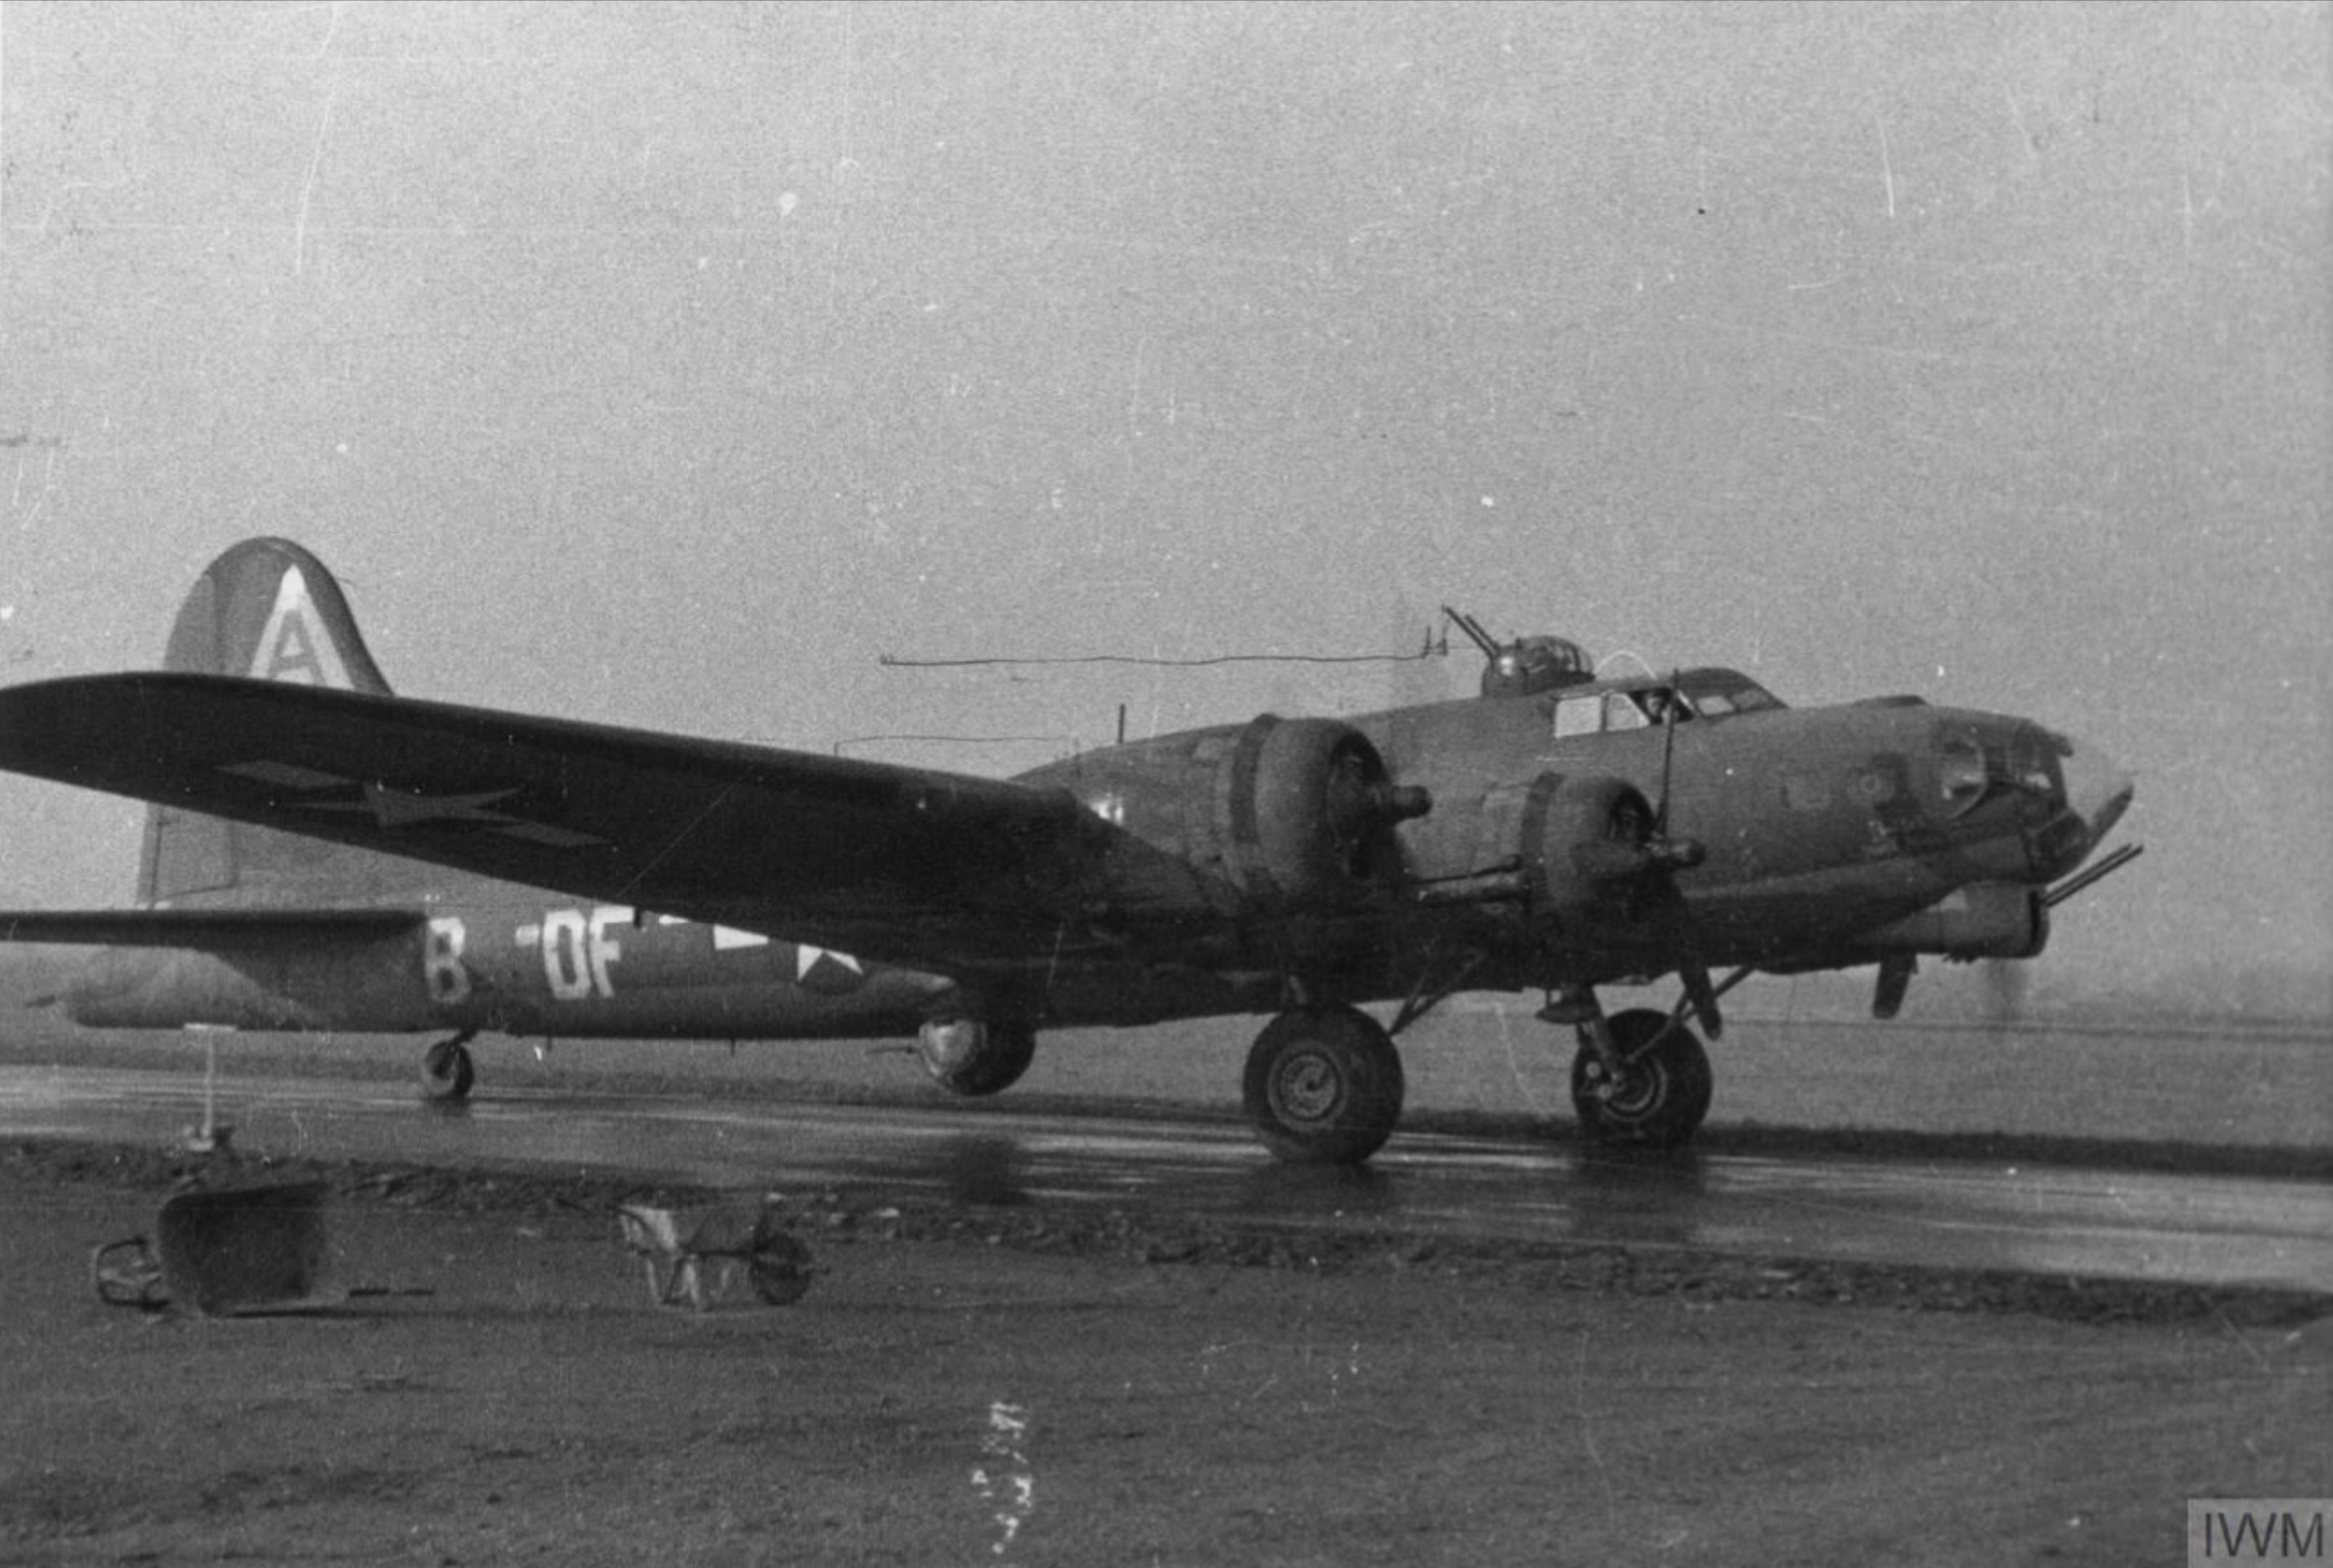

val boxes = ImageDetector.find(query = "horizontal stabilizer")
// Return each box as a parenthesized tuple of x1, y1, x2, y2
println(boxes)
(0, 907, 426, 948)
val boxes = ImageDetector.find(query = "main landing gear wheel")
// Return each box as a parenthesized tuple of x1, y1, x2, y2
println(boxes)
(1571, 1008, 1711, 1148)
(419, 1034, 476, 1102)
(1242, 1005, 1405, 1166)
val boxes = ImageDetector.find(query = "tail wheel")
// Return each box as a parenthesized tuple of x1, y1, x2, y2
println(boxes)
(916, 1018, 1038, 1098)
(420, 1035, 476, 1102)
(1571, 1008, 1711, 1148)
(1241, 1005, 1404, 1166)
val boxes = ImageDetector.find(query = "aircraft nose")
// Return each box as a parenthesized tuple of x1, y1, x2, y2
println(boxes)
(2058, 734, 2133, 854)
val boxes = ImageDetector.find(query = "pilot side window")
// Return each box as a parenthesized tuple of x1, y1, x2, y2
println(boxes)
(1603, 692, 1650, 731)
(1552, 697, 1601, 739)
(1551, 692, 1682, 740)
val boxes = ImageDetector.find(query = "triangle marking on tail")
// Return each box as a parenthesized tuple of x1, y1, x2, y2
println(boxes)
(251, 566, 354, 688)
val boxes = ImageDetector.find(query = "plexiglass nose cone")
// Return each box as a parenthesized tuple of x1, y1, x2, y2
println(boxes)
(2059, 736, 2133, 853)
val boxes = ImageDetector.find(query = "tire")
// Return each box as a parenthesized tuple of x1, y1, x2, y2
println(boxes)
(1570, 1008, 1711, 1148)
(1241, 1005, 1405, 1166)
(420, 1038, 476, 1102)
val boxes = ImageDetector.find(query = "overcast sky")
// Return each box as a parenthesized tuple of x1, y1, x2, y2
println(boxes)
(2, 1, 2326, 1002)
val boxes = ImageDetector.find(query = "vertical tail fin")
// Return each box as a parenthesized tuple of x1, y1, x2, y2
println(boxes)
(139, 539, 410, 904)
(159, 536, 393, 694)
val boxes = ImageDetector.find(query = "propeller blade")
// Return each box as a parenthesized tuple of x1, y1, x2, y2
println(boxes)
(1872, 953, 1915, 1018)
(1680, 955, 1723, 1039)
(1653, 673, 1680, 837)
(1982, 956, 2029, 1026)
(1644, 675, 1720, 1037)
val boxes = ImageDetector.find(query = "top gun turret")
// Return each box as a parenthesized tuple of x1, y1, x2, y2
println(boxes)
(1443, 607, 1594, 700)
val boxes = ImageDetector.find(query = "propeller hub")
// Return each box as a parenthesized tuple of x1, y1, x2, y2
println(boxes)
(1380, 783, 1433, 824)
(1648, 837, 1706, 872)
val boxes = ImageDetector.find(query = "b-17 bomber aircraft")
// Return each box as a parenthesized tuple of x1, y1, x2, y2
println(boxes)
(0, 539, 2139, 1164)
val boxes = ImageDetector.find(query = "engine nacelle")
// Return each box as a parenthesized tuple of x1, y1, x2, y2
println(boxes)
(1019, 713, 1430, 915)
(1855, 883, 2049, 960)
(1474, 772, 1659, 929)
(1214, 715, 1428, 906)
(914, 1016, 1038, 1098)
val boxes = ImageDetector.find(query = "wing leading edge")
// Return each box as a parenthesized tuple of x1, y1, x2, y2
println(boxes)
(0, 908, 426, 947)
(0, 674, 1231, 968)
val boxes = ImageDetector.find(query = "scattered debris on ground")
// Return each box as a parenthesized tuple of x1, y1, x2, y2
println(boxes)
(8, 1136, 2323, 1328)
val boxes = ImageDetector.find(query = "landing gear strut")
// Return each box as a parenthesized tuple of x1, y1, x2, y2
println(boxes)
(419, 1032, 477, 1102)
(1241, 1005, 1405, 1165)
(1569, 1007, 1711, 1148)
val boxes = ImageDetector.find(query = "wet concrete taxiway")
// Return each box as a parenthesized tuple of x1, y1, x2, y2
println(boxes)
(4, 1064, 2328, 1294)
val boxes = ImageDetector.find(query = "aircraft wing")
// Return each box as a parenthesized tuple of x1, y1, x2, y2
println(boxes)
(0, 908, 426, 947)
(0, 673, 1229, 968)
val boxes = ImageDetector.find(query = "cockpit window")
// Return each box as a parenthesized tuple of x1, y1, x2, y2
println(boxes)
(1554, 687, 1702, 738)
(2008, 728, 2059, 798)
(1938, 733, 1989, 816)
(1550, 674, 1778, 741)
(1640, 687, 1692, 723)
(1677, 670, 1785, 715)
(1553, 695, 1600, 738)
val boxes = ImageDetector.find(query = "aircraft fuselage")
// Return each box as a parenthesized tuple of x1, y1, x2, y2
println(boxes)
(60, 894, 949, 1041)
(59, 685, 2115, 1041)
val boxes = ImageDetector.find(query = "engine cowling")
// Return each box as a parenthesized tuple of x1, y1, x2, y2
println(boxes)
(1213, 715, 1430, 907)
(1475, 772, 1661, 931)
